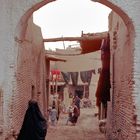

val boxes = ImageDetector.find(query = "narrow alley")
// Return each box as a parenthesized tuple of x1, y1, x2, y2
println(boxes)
(46, 107, 105, 140)
(0, 1, 140, 140)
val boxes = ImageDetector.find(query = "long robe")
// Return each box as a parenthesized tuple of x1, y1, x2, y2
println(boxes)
(17, 100, 47, 140)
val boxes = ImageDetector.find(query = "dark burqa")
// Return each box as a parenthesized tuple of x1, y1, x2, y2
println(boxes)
(17, 100, 47, 140)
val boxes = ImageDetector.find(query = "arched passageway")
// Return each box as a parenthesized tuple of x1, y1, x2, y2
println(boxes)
(23, 1, 135, 140)
(0, 0, 138, 140)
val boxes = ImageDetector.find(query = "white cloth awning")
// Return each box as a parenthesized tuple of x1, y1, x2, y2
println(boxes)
(55, 51, 101, 72)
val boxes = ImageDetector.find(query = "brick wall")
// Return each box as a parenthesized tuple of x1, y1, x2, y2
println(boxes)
(10, 17, 46, 139)
(107, 11, 136, 140)
(0, 0, 140, 140)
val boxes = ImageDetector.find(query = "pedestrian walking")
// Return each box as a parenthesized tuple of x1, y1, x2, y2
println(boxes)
(49, 106, 57, 126)
(56, 99, 61, 121)
(66, 106, 73, 125)
(17, 100, 47, 140)
(70, 104, 80, 126)
(74, 95, 81, 110)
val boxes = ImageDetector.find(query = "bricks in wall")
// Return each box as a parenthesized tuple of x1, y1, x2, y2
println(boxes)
(107, 11, 136, 140)
(0, 0, 140, 139)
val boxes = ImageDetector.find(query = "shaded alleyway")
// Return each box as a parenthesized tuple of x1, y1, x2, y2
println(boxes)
(46, 107, 105, 140)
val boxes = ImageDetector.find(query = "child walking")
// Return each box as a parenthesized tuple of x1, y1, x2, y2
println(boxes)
(66, 106, 73, 125)
(49, 106, 57, 126)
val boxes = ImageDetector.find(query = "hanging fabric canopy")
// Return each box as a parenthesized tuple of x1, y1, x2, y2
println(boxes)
(101, 36, 110, 70)
(61, 70, 96, 85)
(80, 70, 92, 85)
(80, 38, 102, 54)
(61, 72, 70, 84)
(70, 72, 79, 86)
(95, 35, 111, 106)
(96, 69, 110, 106)
(44, 32, 107, 55)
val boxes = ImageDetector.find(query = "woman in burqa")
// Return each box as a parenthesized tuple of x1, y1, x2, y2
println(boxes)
(17, 100, 47, 140)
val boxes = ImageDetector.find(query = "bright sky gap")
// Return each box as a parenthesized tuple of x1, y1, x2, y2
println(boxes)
(33, 0, 111, 50)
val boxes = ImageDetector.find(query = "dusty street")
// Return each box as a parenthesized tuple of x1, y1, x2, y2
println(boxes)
(46, 107, 105, 140)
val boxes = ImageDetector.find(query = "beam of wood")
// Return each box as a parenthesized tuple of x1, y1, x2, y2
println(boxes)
(43, 32, 108, 42)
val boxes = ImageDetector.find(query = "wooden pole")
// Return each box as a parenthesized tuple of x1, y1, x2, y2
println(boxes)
(43, 32, 108, 42)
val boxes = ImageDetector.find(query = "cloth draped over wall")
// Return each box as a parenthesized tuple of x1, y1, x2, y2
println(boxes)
(95, 36, 111, 107)
(96, 69, 110, 106)
(17, 100, 47, 140)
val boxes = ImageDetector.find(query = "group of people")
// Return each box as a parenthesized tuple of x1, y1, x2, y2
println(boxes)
(48, 95, 81, 126)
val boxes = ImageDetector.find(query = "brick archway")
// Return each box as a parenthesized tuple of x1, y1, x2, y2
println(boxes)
(16, 0, 136, 139)
(16, 0, 135, 41)
(92, 0, 135, 33)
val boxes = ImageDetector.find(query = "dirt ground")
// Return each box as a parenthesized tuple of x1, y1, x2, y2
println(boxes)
(46, 107, 106, 140)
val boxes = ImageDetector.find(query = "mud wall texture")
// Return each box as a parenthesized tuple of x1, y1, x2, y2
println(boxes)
(0, 0, 140, 139)
(106, 11, 136, 140)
